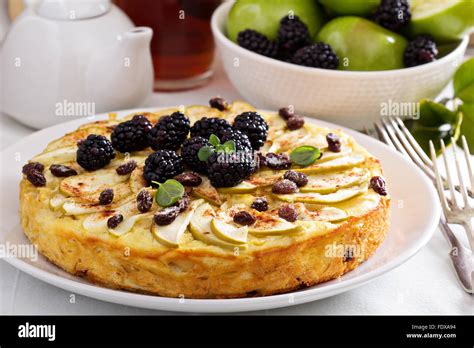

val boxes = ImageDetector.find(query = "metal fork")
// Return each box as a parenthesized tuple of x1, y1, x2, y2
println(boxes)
(430, 137, 474, 250)
(372, 117, 473, 294)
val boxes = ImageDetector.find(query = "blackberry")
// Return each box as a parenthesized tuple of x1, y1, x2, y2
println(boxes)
(144, 150, 184, 187)
(237, 29, 278, 58)
(404, 35, 438, 67)
(147, 112, 190, 150)
(233, 112, 269, 150)
(77, 134, 115, 171)
(374, 0, 411, 31)
(219, 128, 252, 152)
(206, 151, 255, 188)
(190, 117, 232, 140)
(278, 15, 311, 60)
(111, 115, 152, 153)
(182, 136, 211, 174)
(292, 43, 339, 69)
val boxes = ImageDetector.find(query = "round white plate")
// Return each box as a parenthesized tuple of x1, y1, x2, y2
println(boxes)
(0, 108, 441, 313)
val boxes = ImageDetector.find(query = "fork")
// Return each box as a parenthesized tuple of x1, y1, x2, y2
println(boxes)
(372, 117, 473, 294)
(430, 137, 474, 250)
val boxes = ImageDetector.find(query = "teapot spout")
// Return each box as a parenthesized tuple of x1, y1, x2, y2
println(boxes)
(121, 26, 153, 53)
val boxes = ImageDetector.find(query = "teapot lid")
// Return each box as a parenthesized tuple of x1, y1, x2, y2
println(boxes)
(36, 0, 111, 20)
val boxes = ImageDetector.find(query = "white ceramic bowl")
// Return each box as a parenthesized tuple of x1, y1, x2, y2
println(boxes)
(211, 1, 469, 129)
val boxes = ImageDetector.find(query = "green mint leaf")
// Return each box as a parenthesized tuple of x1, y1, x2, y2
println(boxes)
(290, 145, 321, 167)
(198, 146, 214, 162)
(209, 134, 220, 147)
(222, 140, 236, 153)
(155, 179, 184, 207)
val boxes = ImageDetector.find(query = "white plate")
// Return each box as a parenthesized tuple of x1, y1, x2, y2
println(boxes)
(0, 108, 441, 313)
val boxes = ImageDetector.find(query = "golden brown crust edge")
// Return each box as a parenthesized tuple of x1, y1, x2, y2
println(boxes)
(20, 180, 390, 299)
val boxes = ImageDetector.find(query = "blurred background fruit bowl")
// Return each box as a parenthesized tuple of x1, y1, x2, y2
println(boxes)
(211, 0, 469, 129)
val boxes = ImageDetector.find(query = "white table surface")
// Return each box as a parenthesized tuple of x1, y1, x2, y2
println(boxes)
(1, 60, 473, 315)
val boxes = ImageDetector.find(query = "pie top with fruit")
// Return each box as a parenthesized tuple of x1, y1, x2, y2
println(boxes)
(20, 99, 388, 254)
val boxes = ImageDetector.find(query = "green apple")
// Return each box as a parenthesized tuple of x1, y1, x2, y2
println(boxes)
(32, 146, 77, 165)
(454, 57, 474, 104)
(268, 127, 311, 153)
(217, 181, 257, 194)
(109, 214, 150, 237)
(60, 168, 129, 198)
(300, 167, 370, 193)
(273, 184, 368, 203)
(406, 0, 474, 43)
(227, 0, 325, 42)
(211, 218, 248, 244)
(319, 0, 380, 16)
(49, 194, 67, 210)
(189, 203, 248, 250)
(294, 154, 365, 174)
(129, 166, 148, 193)
(152, 200, 201, 248)
(457, 103, 474, 153)
(317, 16, 408, 71)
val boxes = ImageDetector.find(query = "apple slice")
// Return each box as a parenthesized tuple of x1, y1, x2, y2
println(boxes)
(217, 181, 257, 194)
(49, 194, 68, 209)
(109, 214, 151, 237)
(152, 200, 201, 248)
(297, 204, 348, 223)
(294, 154, 365, 174)
(221, 100, 256, 123)
(60, 168, 130, 198)
(189, 203, 247, 250)
(248, 213, 300, 236)
(300, 167, 370, 193)
(268, 128, 311, 153)
(129, 165, 147, 193)
(247, 170, 282, 187)
(32, 146, 77, 165)
(273, 184, 368, 204)
(210, 218, 248, 244)
(192, 177, 223, 206)
(186, 105, 223, 124)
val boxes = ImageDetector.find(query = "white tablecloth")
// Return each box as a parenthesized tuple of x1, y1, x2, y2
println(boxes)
(1, 61, 473, 315)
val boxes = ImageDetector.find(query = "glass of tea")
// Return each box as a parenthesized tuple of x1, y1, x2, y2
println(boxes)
(116, 0, 222, 91)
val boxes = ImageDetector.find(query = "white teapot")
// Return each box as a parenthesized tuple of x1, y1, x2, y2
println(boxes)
(0, 0, 153, 129)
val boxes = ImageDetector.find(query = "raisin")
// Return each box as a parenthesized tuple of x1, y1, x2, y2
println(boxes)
(50, 164, 77, 177)
(137, 189, 153, 213)
(283, 170, 308, 187)
(22, 162, 44, 175)
(326, 133, 341, 153)
(272, 179, 298, 194)
(278, 107, 294, 120)
(370, 176, 387, 196)
(26, 170, 46, 187)
(116, 160, 137, 175)
(154, 206, 180, 226)
(174, 172, 202, 187)
(264, 153, 292, 170)
(251, 197, 268, 212)
(278, 204, 298, 222)
(99, 188, 114, 205)
(286, 115, 305, 130)
(233, 211, 256, 225)
(209, 97, 229, 111)
(107, 214, 123, 228)
(175, 194, 190, 212)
